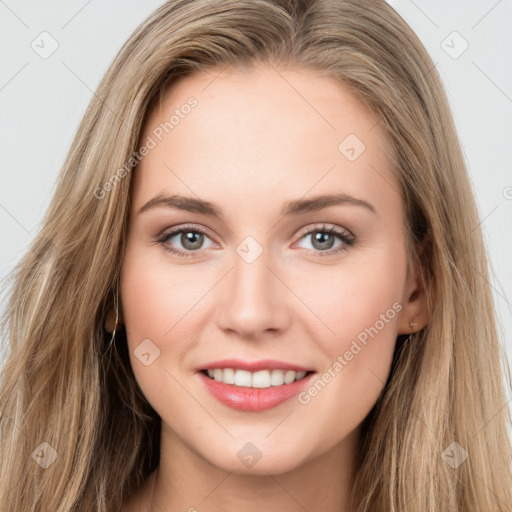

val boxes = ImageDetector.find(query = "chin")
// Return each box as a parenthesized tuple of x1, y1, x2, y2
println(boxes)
(200, 437, 310, 476)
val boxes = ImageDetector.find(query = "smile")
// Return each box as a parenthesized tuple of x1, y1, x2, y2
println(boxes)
(197, 369, 316, 411)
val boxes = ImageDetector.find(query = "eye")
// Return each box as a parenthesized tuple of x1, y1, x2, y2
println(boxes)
(294, 223, 355, 257)
(157, 224, 215, 258)
(157, 223, 356, 258)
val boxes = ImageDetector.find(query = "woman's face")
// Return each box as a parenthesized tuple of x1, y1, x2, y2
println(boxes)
(120, 64, 425, 475)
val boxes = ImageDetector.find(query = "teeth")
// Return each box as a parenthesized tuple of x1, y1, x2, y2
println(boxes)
(222, 368, 235, 384)
(234, 369, 252, 387)
(204, 368, 308, 388)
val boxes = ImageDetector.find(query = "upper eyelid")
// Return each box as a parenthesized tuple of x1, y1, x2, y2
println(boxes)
(295, 223, 353, 238)
(160, 223, 213, 240)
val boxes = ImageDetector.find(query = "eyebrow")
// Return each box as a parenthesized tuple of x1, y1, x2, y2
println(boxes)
(138, 193, 377, 218)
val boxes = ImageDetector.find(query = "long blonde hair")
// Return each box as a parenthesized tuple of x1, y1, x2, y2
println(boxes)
(1, 1, 511, 510)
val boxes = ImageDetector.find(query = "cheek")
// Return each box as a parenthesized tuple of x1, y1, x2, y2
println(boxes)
(119, 247, 199, 375)
(294, 244, 406, 424)
(119, 248, 210, 419)
(120, 242, 206, 339)
(302, 244, 406, 349)
(120, 266, 170, 344)
(296, 295, 401, 458)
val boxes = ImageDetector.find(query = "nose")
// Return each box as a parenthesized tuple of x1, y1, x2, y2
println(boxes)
(215, 244, 290, 339)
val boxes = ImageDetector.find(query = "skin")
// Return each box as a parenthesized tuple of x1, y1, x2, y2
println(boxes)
(112, 63, 430, 512)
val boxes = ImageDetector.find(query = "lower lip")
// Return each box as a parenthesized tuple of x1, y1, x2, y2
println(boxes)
(197, 371, 315, 411)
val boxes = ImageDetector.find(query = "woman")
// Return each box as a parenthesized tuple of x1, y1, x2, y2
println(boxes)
(1, 0, 511, 511)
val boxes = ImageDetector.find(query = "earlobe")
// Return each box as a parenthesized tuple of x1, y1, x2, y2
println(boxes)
(409, 317, 419, 329)
(398, 279, 429, 334)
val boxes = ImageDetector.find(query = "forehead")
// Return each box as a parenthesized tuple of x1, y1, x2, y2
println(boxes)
(132, 64, 399, 220)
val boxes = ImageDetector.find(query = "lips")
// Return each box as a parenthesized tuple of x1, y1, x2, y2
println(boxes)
(195, 358, 317, 411)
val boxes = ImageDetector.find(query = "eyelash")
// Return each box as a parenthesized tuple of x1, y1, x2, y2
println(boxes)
(156, 223, 356, 259)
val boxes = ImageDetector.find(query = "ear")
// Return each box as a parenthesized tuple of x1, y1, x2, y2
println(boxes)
(397, 236, 431, 334)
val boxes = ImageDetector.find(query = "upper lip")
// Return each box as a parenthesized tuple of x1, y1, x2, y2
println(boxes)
(198, 358, 315, 373)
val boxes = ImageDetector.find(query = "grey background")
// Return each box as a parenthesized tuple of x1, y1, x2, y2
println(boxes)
(1, 0, 511, 420)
